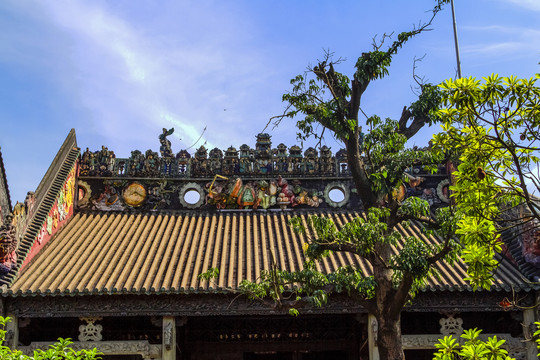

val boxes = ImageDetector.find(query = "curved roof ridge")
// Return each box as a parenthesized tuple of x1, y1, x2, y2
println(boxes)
(0, 129, 79, 287)
(0, 147, 12, 219)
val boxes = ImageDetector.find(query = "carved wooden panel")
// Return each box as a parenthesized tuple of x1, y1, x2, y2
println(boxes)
(19, 341, 161, 360)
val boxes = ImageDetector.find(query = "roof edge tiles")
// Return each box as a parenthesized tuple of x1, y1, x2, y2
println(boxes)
(1, 283, 533, 298)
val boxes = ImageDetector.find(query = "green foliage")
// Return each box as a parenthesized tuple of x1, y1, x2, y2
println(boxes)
(279, 3, 447, 147)
(397, 197, 430, 219)
(409, 83, 443, 124)
(355, 50, 392, 84)
(327, 265, 376, 298)
(198, 267, 220, 282)
(533, 321, 540, 351)
(362, 117, 441, 195)
(0, 316, 101, 360)
(283, 73, 352, 142)
(235, 259, 372, 310)
(433, 328, 514, 360)
(391, 236, 431, 280)
(196, 4, 515, 359)
(224, 199, 461, 309)
(433, 73, 540, 289)
(355, 0, 447, 88)
(288, 308, 300, 317)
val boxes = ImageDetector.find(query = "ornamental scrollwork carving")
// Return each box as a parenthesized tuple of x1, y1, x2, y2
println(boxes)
(5, 294, 364, 318)
(79, 317, 103, 341)
(0, 215, 17, 263)
(163, 322, 173, 350)
(79, 131, 449, 180)
(439, 314, 463, 336)
(0, 189, 35, 274)
(76, 131, 452, 212)
(19, 341, 161, 359)
(402, 334, 440, 349)
(122, 183, 147, 208)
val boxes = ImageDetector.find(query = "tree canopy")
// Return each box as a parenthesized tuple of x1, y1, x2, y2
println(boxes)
(434, 74, 540, 262)
(201, 1, 540, 359)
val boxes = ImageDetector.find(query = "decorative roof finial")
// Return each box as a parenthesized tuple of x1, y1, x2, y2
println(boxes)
(159, 128, 175, 158)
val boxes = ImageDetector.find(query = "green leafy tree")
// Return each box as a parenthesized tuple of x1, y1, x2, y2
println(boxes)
(238, 3, 459, 359)
(0, 317, 101, 360)
(433, 74, 540, 260)
(202, 2, 509, 359)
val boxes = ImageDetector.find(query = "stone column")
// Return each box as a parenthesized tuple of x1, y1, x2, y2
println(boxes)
(5, 313, 18, 349)
(523, 308, 538, 359)
(162, 316, 176, 360)
(368, 314, 379, 360)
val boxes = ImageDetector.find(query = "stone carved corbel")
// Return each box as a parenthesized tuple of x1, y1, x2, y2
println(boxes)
(79, 317, 103, 342)
(371, 317, 378, 342)
(163, 322, 172, 350)
(439, 314, 463, 336)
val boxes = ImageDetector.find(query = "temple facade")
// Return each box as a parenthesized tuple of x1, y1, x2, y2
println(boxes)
(0, 129, 538, 360)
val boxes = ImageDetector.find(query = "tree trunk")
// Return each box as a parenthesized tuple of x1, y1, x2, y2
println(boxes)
(345, 135, 378, 209)
(375, 311, 405, 360)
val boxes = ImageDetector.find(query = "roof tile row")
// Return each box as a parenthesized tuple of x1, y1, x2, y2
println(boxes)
(6, 210, 530, 296)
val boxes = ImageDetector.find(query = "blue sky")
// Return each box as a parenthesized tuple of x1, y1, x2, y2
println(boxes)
(1, 0, 539, 203)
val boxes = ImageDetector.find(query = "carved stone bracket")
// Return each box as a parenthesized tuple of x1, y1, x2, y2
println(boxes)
(79, 317, 103, 341)
(163, 322, 172, 350)
(439, 314, 463, 336)
(19, 340, 161, 359)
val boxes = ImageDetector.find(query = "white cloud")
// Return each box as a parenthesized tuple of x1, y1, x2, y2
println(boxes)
(463, 41, 527, 55)
(7, 0, 275, 156)
(459, 25, 540, 60)
(160, 112, 214, 150)
(503, 0, 540, 12)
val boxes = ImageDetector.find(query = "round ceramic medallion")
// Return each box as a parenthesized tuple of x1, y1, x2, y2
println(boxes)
(122, 182, 147, 207)
(437, 179, 450, 204)
(77, 180, 92, 207)
(178, 182, 205, 209)
(323, 182, 350, 208)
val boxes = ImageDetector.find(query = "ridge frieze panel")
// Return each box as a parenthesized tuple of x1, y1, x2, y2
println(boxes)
(4, 291, 517, 317)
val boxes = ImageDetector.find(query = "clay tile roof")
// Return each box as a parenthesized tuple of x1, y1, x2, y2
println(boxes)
(5, 210, 532, 297)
